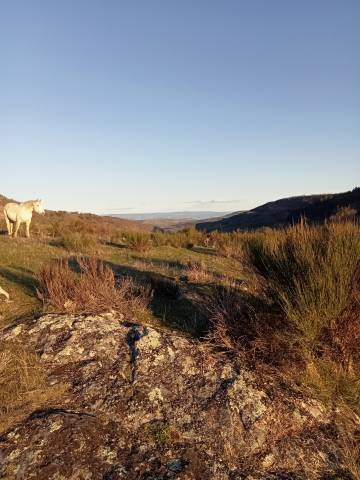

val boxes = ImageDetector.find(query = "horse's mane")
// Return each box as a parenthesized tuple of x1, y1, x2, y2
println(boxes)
(21, 200, 39, 206)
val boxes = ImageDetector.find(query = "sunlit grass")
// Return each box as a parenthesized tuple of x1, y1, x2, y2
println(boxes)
(0, 341, 67, 432)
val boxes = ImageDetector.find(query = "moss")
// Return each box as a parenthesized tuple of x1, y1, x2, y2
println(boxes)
(142, 421, 180, 446)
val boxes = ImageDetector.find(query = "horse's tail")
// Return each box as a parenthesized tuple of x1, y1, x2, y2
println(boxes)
(3, 204, 12, 227)
(3, 205, 9, 222)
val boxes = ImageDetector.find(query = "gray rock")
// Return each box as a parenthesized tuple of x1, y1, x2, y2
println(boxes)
(0, 313, 347, 479)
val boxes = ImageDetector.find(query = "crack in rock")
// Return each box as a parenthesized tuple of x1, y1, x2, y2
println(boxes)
(124, 322, 149, 382)
(28, 408, 96, 420)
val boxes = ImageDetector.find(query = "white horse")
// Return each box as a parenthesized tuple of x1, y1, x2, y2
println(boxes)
(4, 200, 45, 238)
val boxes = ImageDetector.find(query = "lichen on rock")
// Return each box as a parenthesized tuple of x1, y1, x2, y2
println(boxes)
(0, 313, 350, 479)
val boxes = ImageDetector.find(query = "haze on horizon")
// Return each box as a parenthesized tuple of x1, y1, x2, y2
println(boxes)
(1, 1, 359, 214)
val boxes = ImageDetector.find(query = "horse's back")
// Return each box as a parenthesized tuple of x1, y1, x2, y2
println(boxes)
(4, 202, 19, 212)
(4, 203, 19, 222)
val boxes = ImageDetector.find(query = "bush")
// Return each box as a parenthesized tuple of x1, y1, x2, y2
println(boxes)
(60, 232, 100, 254)
(124, 231, 152, 252)
(331, 206, 358, 223)
(206, 283, 290, 365)
(37, 257, 150, 317)
(151, 231, 170, 247)
(215, 232, 244, 259)
(166, 227, 205, 249)
(244, 221, 360, 353)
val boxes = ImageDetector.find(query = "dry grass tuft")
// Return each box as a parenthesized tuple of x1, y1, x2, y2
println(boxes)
(185, 261, 213, 283)
(215, 232, 245, 259)
(165, 227, 205, 249)
(244, 221, 360, 353)
(123, 231, 152, 252)
(0, 342, 66, 432)
(60, 232, 100, 254)
(207, 283, 294, 366)
(37, 256, 150, 317)
(336, 407, 360, 480)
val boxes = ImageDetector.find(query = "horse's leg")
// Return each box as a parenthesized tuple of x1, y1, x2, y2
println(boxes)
(25, 219, 31, 238)
(13, 220, 21, 238)
(4, 214, 11, 236)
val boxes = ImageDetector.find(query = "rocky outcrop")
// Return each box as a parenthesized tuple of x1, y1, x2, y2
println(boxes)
(0, 313, 347, 479)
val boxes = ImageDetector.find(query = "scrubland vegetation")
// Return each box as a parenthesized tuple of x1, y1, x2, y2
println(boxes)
(37, 256, 150, 318)
(0, 215, 359, 477)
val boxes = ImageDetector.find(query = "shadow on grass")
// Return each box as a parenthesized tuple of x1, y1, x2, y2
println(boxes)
(101, 260, 208, 337)
(127, 255, 244, 284)
(40, 256, 256, 340)
(191, 246, 218, 256)
(55, 255, 206, 336)
(104, 240, 127, 249)
(8, 265, 34, 276)
(103, 260, 255, 339)
(48, 238, 64, 248)
(129, 255, 185, 272)
(0, 266, 38, 296)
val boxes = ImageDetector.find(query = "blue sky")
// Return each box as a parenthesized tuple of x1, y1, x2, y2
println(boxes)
(1, 1, 359, 213)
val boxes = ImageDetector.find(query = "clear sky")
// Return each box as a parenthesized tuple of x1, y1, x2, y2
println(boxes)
(1, 1, 359, 213)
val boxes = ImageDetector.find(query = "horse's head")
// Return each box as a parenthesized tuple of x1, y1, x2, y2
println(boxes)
(33, 200, 45, 215)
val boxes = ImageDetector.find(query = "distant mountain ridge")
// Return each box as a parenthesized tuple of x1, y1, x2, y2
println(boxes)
(196, 188, 360, 232)
(109, 211, 229, 221)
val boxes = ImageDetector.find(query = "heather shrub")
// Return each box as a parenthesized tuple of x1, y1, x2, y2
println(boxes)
(37, 257, 150, 317)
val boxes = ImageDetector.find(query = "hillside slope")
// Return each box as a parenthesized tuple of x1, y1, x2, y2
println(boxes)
(0, 195, 150, 233)
(197, 188, 360, 232)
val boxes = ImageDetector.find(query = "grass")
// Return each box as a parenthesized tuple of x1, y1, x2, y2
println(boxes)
(336, 408, 360, 480)
(0, 236, 65, 326)
(123, 231, 153, 252)
(0, 233, 244, 324)
(59, 231, 100, 254)
(0, 341, 66, 432)
(185, 260, 213, 283)
(302, 359, 360, 414)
